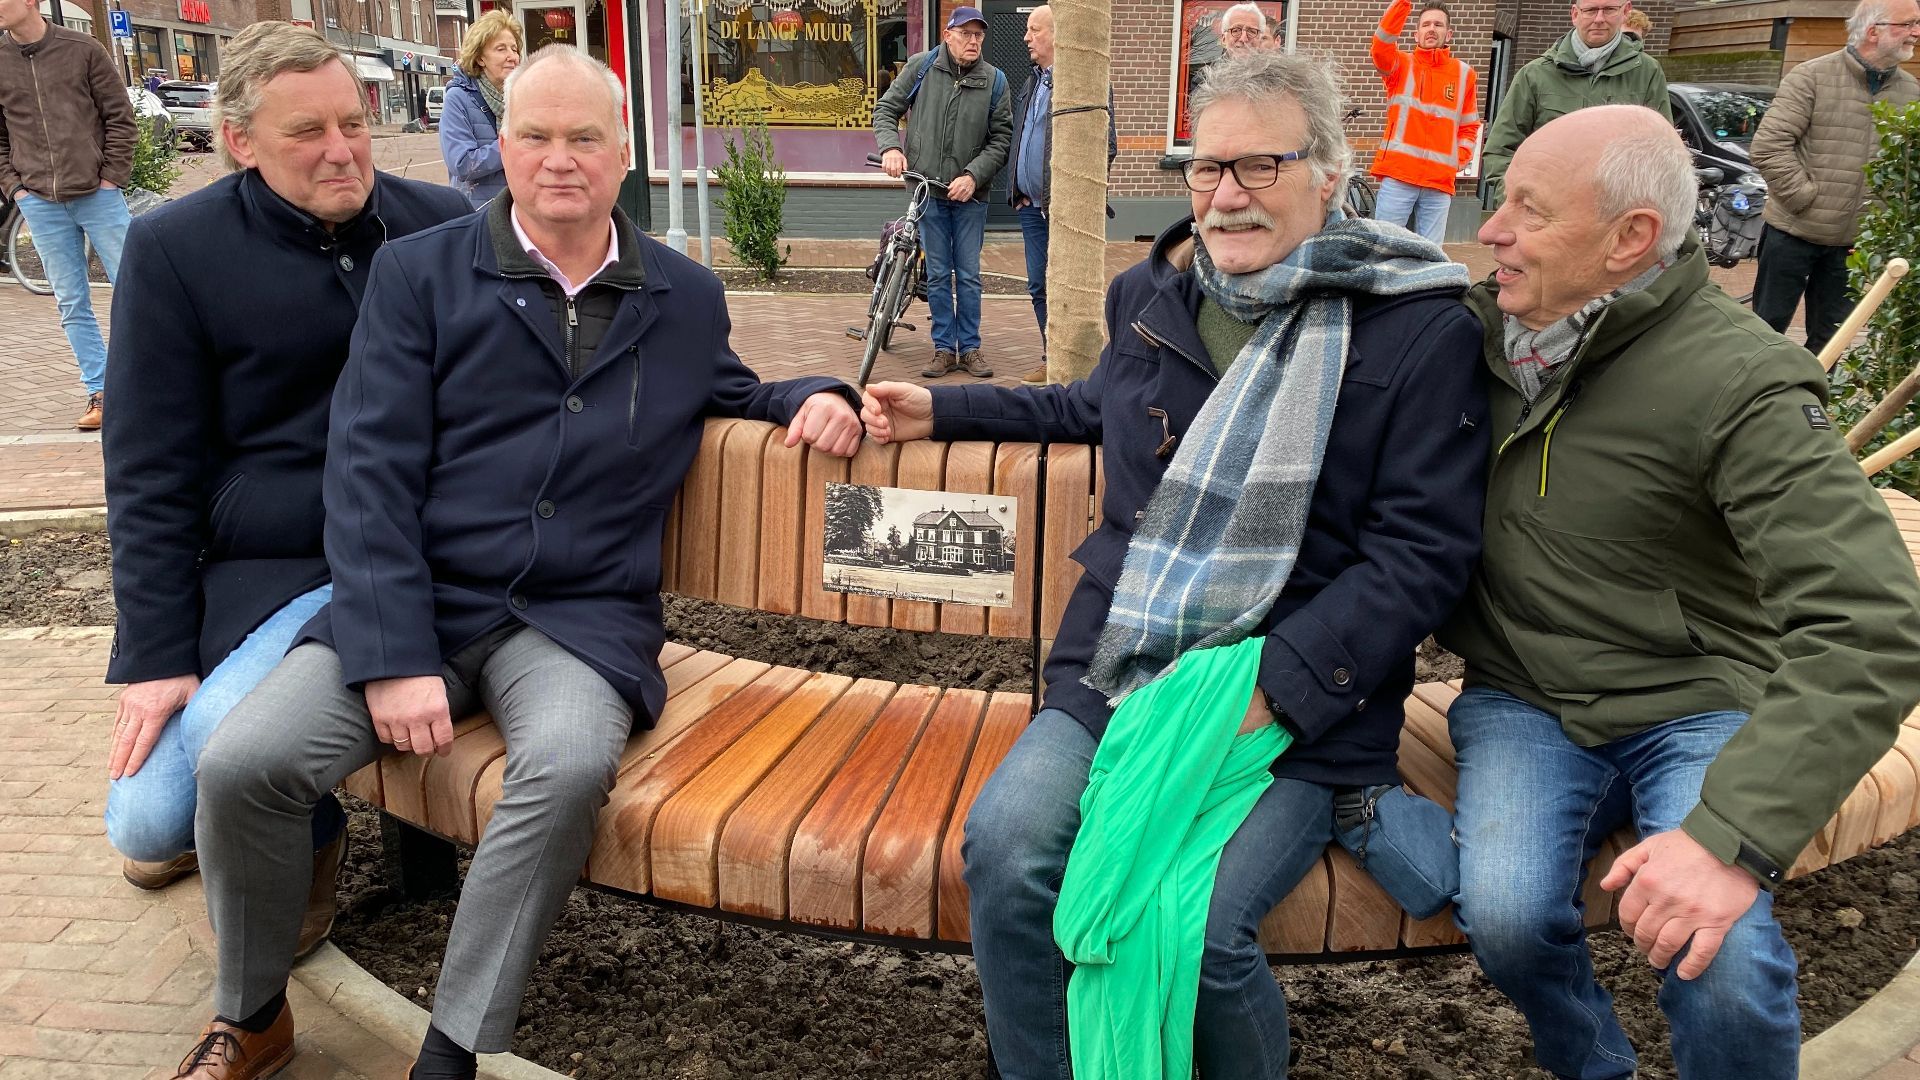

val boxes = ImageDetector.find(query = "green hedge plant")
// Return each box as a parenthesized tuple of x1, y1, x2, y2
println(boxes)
(716, 111, 789, 283)
(1836, 99, 1920, 493)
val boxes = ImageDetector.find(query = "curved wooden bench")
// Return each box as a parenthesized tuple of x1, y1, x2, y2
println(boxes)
(345, 420, 1920, 960)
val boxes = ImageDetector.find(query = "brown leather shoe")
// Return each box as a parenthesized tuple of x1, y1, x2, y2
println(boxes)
(173, 1001, 293, 1078)
(75, 392, 103, 431)
(124, 850, 198, 890)
(919, 349, 959, 379)
(959, 348, 994, 378)
(1019, 365, 1049, 385)
(293, 828, 347, 960)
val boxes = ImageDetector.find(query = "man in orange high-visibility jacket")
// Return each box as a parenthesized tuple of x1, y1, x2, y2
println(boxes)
(1369, 0, 1479, 244)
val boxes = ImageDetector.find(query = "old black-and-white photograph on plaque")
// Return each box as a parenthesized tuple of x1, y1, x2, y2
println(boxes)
(821, 483, 1018, 607)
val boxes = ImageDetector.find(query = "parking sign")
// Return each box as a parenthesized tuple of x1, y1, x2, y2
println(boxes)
(109, 10, 131, 37)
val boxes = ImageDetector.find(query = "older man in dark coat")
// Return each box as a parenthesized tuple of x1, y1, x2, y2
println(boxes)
(101, 21, 468, 951)
(176, 45, 863, 1080)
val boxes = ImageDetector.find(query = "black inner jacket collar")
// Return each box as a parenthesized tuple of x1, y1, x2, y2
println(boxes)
(485, 191, 647, 290)
(238, 168, 386, 247)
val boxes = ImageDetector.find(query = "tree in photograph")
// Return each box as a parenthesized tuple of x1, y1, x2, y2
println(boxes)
(886, 524, 904, 561)
(824, 484, 884, 554)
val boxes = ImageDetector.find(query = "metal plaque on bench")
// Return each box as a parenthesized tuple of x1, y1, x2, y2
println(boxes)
(821, 483, 1018, 607)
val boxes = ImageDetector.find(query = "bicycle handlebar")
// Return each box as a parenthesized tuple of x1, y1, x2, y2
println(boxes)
(865, 152, 949, 191)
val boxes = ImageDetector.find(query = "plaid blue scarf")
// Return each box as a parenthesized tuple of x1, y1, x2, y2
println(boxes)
(1085, 214, 1469, 704)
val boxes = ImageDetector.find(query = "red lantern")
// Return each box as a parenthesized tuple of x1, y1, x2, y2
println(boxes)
(542, 7, 574, 31)
(771, 9, 802, 31)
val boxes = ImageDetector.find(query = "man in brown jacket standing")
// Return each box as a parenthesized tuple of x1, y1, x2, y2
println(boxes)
(1750, 0, 1920, 353)
(0, 0, 135, 431)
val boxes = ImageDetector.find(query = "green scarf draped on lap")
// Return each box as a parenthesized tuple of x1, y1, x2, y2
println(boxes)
(1053, 636, 1293, 1080)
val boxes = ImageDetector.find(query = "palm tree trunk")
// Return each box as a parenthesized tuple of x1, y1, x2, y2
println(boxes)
(1044, 0, 1112, 384)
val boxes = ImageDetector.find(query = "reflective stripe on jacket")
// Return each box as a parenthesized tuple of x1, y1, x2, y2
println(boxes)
(1368, 0, 1479, 194)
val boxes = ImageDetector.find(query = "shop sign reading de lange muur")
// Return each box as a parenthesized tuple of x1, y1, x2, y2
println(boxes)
(696, 0, 907, 130)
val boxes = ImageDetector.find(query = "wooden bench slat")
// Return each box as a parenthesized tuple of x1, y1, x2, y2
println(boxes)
(716, 421, 772, 609)
(651, 672, 856, 907)
(936, 693, 1032, 942)
(1870, 742, 1918, 846)
(789, 684, 942, 929)
(1401, 694, 1457, 768)
(889, 442, 950, 633)
(673, 417, 732, 600)
(1257, 856, 1330, 956)
(1790, 817, 1836, 879)
(986, 445, 1041, 640)
(1828, 774, 1883, 866)
(1327, 847, 1405, 952)
(863, 689, 991, 939)
(799, 449, 852, 623)
(1582, 833, 1629, 928)
(1402, 905, 1466, 949)
(590, 665, 812, 894)
(1397, 719, 1458, 810)
(425, 719, 507, 844)
(1894, 727, 1920, 830)
(933, 442, 996, 637)
(380, 713, 494, 828)
(844, 442, 901, 630)
(716, 679, 899, 920)
(754, 435, 808, 616)
(1040, 444, 1095, 637)
(341, 761, 383, 807)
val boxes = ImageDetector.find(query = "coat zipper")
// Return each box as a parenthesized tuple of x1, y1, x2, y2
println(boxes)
(564, 295, 579, 379)
(1496, 400, 1534, 455)
(1535, 381, 1582, 497)
(29, 54, 56, 201)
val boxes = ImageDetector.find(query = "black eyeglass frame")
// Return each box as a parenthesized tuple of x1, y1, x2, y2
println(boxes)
(1179, 150, 1308, 193)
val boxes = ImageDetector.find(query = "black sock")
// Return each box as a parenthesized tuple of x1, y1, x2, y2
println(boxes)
(411, 1023, 477, 1079)
(216, 989, 285, 1033)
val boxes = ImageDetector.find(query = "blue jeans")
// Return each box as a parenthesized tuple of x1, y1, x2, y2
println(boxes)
(1371, 177, 1452, 245)
(920, 195, 988, 354)
(13, 187, 130, 394)
(963, 709, 1331, 1080)
(105, 584, 342, 861)
(1449, 687, 1800, 1080)
(1018, 203, 1049, 342)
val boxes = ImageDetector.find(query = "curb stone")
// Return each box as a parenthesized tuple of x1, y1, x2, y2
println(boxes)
(294, 944, 570, 1080)
(0, 505, 107, 536)
(1803, 949, 1920, 1078)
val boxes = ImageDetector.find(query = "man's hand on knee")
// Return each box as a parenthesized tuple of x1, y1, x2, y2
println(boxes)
(1601, 827, 1760, 980)
(110, 674, 200, 779)
(366, 675, 454, 757)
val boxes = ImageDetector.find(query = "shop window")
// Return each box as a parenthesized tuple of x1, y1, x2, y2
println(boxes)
(1170, 0, 1287, 151)
(174, 31, 213, 82)
(135, 28, 168, 81)
(684, 0, 908, 129)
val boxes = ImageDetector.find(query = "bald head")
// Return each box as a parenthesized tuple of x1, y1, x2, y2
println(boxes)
(1531, 105, 1695, 258)
(1025, 4, 1055, 68)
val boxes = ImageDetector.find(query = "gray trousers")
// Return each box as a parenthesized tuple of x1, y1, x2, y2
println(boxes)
(195, 625, 633, 1052)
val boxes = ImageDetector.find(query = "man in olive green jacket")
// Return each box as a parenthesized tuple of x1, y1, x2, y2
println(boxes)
(1480, 0, 1669, 202)
(1444, 105, 1920, 1079)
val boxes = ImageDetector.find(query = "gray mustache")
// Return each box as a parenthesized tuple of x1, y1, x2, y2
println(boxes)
(1202, 208, 1276, 231)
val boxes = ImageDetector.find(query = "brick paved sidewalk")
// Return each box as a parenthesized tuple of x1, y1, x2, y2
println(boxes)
(0, 627, 425, 1079)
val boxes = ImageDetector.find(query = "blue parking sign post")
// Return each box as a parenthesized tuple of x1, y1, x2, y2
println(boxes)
(109, 10, 131, 37)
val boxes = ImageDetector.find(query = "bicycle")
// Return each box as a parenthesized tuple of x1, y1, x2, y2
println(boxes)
(1340, 107, 1376, 219)
(847, 152, 946, 387)
(1693, 163, 1764, 304)
(1, 192, 55, 296)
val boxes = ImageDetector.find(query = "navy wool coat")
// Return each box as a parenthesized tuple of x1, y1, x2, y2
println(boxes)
(929, 218, 1490, 789)
(308, 204, 856, 726)
(103, 169, 472, 684)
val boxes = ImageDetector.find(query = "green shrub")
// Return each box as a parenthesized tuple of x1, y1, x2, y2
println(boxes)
(1836, 99, 1920, 493)
(715, 112, 788, 283)
(128, 114, 181, 197)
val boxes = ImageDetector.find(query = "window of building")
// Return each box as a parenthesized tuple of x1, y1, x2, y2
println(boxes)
(412, 0, 422, 41)
(681, 0, 909, 129)
(973, 550, 985, 565)
(1169, 0, 1288, 152)
(390, 0, 402, 37)
(174, 31, 215, 82)
(135, 27, 169, 81)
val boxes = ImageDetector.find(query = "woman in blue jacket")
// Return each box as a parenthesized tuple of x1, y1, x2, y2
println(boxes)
(439, 9, 521, 208)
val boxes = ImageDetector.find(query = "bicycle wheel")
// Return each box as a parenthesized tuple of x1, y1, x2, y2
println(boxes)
(1344, 175, 1376, 219)
(7, 210, 54, 296)
(880, 249, 919, 351)
(858, 251, 912, 387)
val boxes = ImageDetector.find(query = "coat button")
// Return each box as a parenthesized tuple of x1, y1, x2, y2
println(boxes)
(338, 254, 354, 272)
(566, 395, 584, 413)
(1354, 698, 1367, 712)
(536, 500, 556, 518)
(516, 297, 527, 307)
(1332, 667, 1352, 687)
(510, 593, 529, 610)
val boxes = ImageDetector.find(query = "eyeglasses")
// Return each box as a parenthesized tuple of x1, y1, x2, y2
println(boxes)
(1573, 4, 1624, 16)
(950, 27, 985, 41)
(1222, 25, 1265, 39)
(1180, 150, 1306, 192)
(1874, 18, 1920, 28)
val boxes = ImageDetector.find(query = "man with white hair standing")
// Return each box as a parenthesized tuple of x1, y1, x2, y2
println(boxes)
(1218, 1, 1275, 55)
(174, 45, 864, 1080)
(1443, 104, 1920, 1078)
(1750, 0, 1919, 354)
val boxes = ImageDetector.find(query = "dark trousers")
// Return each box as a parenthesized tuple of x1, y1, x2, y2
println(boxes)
(1018, 204, 1049, 344)
(1752, 223, 1852, 355)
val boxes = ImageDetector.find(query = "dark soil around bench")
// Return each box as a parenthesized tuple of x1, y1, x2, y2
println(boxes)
(3, 531, 1908, 1076)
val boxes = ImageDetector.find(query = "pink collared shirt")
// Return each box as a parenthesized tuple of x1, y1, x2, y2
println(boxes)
(510, 206, 619, 298)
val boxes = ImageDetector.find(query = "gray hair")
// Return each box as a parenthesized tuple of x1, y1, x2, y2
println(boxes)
(1190, 50, 1352, 188)
(1849, 0, 1897, 44)
(501, 45, 627, 138)
(1592, 113, 1696, 259)
(212, 22, 356, 171)
(1220, 2, 1269, 32)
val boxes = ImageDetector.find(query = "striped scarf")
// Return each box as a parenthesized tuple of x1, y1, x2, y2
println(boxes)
(1503, 257, 1668, 404)
(1084, 214, 1469, 705)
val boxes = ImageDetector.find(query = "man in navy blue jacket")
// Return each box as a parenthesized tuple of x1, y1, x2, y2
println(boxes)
(865, 50, 1486, 1079)
(180, 47, 863, 1080)
(101, 20, 469, 959)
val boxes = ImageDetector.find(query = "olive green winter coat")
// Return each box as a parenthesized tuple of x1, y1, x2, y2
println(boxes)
(1442, 237, 1920, 884)
(1480, 31, 1671, 202)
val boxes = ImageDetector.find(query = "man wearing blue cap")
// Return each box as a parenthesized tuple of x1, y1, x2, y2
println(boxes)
(873, 5, 1013, 380)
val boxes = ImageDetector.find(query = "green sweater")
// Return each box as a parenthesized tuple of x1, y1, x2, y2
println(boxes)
(1443, 238, 1920, 884)
(1480, 31, 1671, 202)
